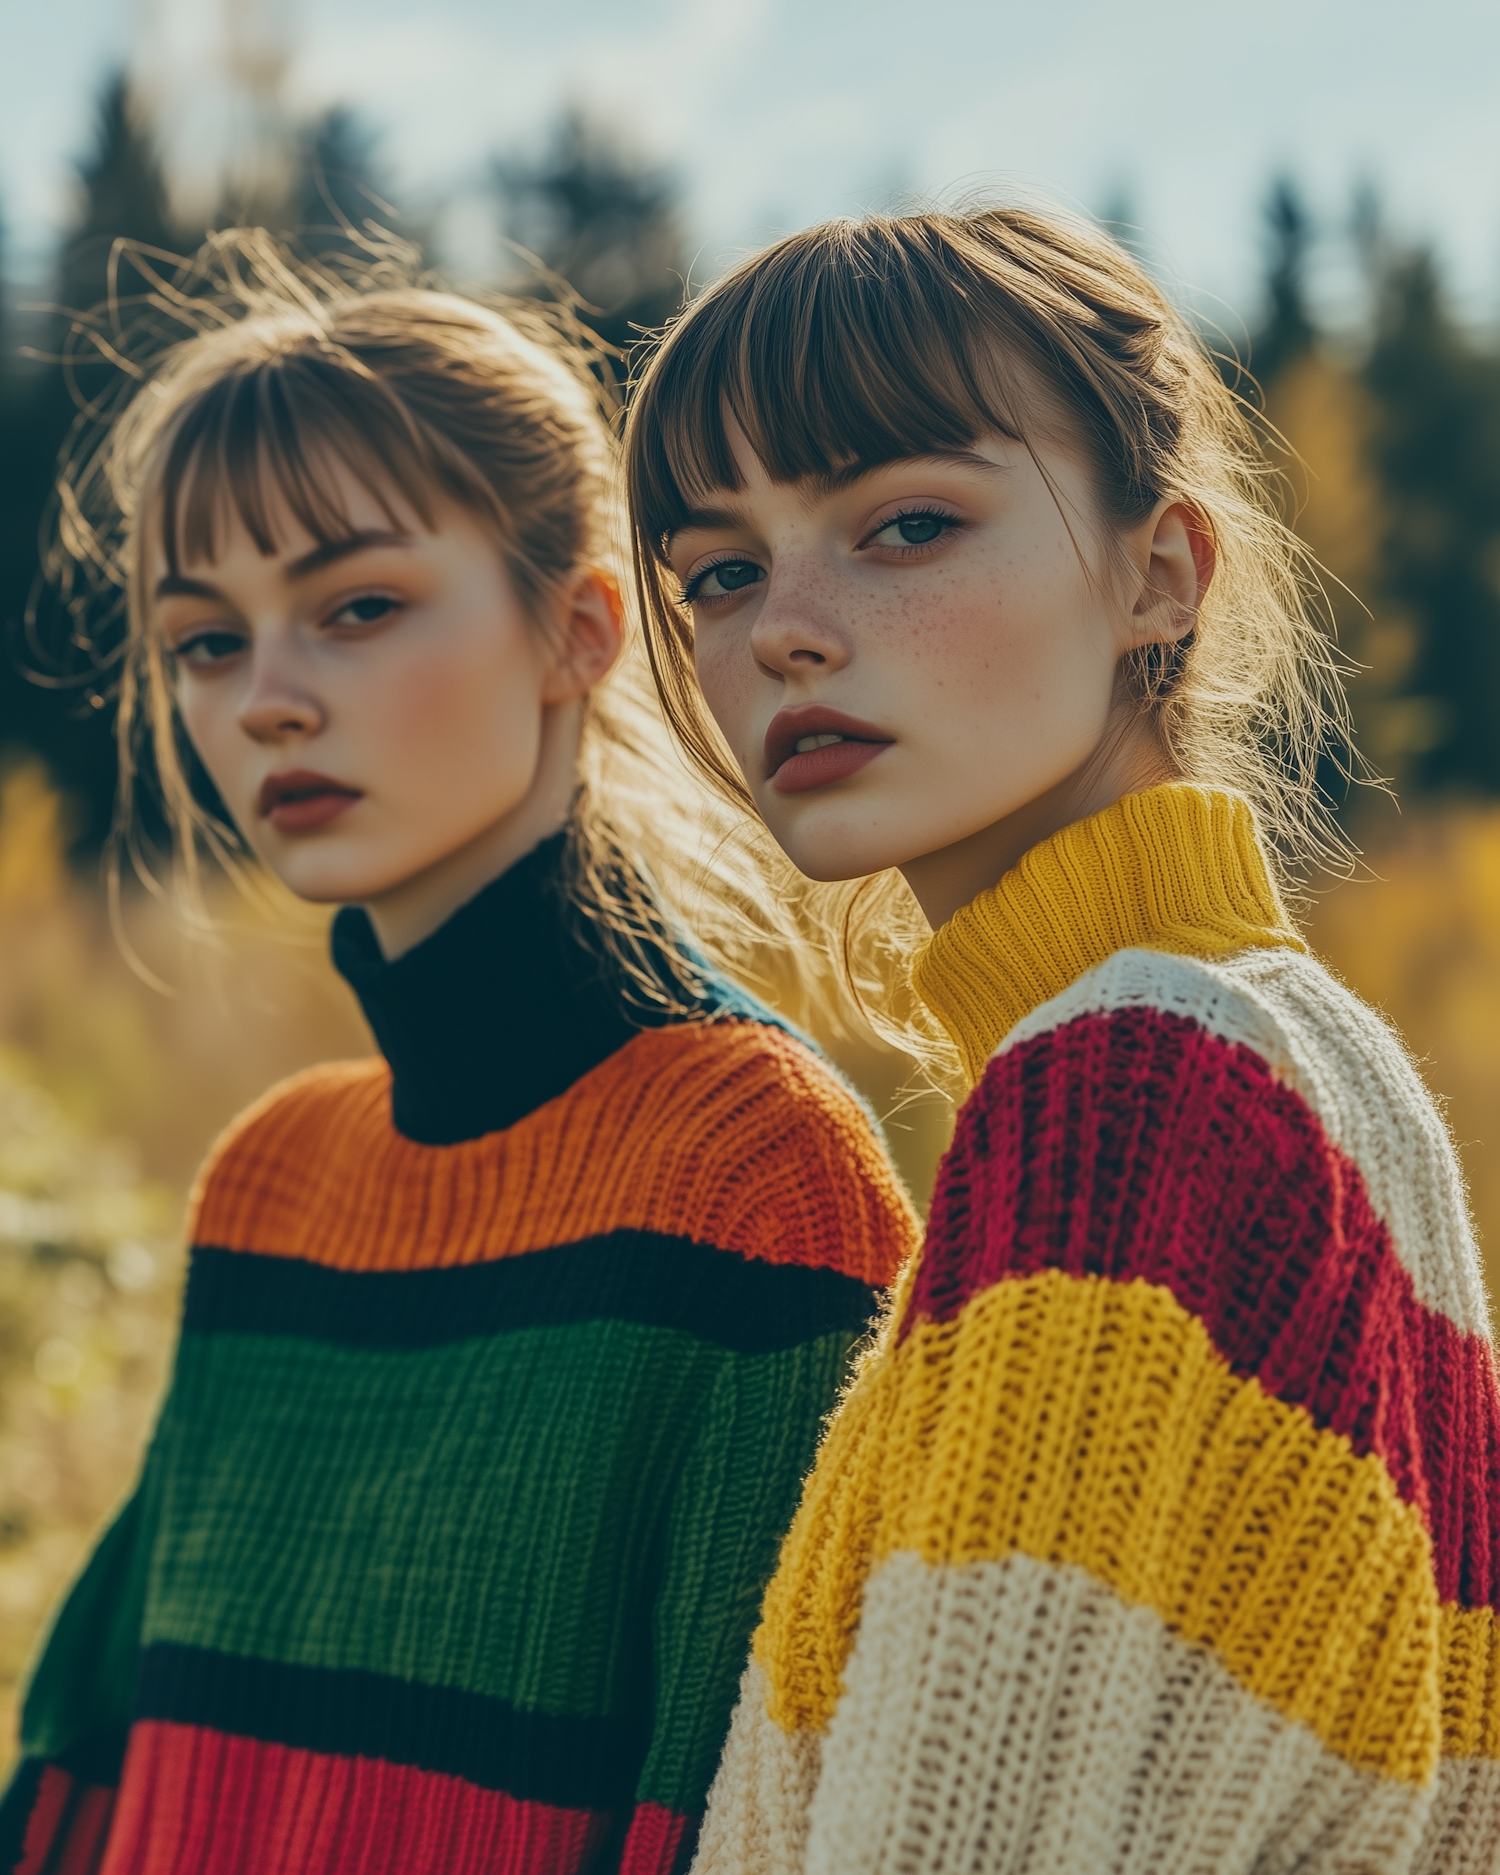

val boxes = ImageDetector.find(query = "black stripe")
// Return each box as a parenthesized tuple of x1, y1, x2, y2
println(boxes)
(134, 1643, 645, 1811)
(183, 1232, 878, 1354)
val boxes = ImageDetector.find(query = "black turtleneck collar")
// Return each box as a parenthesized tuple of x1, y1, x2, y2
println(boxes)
(332, 832, 689, 1146)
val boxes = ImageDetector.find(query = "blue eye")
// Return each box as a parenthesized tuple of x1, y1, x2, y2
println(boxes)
(334, 594, 399, 625)
(896, 514, 944, 544)
(685, 560, 765, 602)
(870, 509, 958, 549)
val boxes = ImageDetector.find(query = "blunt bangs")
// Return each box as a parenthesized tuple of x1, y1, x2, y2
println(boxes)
(630, 218, 1039, 558)
(155, 351, 462, 576)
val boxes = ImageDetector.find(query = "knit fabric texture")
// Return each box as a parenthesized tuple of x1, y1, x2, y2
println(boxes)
(694, 782, 1500, 1875)
(0, 835, 919, 1875)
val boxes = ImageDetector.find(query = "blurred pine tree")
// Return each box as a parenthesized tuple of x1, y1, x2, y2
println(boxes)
(1233, 178, 1500, 812)
(0, 73, 181, 854)
(1363, 245, 1500, 794)
(496, 110, 686, 377)
(293, 108, 399, 264)
(1251, 177, 1318, 385)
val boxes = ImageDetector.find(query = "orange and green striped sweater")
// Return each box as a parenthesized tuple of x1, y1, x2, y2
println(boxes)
(0, 832, 918, 1875)
(696, 784, 1500, 1875)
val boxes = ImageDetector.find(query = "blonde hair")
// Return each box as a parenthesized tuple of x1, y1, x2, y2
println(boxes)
(51, 229, 789, 1013)
(625, 205, 1356, 1040)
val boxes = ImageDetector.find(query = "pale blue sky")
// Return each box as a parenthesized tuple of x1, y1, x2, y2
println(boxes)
(5, 0, 1499, 337)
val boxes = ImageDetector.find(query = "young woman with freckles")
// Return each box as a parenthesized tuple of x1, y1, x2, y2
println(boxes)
(0, 240, 917, 1875)
(625, 208, 1500, 1874)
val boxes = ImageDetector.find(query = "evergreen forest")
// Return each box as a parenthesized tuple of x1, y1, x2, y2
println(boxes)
(5, 77, 1500, 846)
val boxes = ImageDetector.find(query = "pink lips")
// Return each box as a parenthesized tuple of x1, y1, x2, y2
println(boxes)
(765, 706, 894, 796)
(257, 769, 363, 834)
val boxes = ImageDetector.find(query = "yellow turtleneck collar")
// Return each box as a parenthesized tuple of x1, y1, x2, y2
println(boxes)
(911, 782, 1307, 1085)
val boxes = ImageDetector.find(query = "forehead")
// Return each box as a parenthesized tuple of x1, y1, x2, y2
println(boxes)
(160, 453, 425, 576)
(665, 440, 1023, 542)
(633, 299, 1050, 560)
(151, 362, 443, 577)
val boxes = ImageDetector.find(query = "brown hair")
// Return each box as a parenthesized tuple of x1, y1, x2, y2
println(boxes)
(52, 229, 772, 1008)
(625, 205, 1355, 1032)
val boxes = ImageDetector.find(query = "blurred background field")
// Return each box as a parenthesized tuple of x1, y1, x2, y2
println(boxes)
(4, 0, 1500, 1780)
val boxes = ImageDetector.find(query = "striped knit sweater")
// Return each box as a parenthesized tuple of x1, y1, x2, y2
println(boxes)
(695, 783, 1500, 1875)
(0, 832, 918, 1875)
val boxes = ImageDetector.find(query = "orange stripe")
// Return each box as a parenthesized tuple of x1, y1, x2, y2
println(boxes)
(190, 1022, 915, 1283)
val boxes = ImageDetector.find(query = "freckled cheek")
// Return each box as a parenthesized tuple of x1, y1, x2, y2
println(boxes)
(861, 574, 1020, 688)
(693, 636, 756, 754)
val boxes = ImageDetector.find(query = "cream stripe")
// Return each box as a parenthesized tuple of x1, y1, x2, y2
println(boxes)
(695, 1660, 821, 1875)
(1411, 1756, 1500, 1874)
(799, 1551, 1433, 1875)
(994, 945, 1491, 1340)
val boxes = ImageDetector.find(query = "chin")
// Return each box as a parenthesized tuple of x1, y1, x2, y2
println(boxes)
(766, 816, 913, 886)
(264, 853, 410, 908)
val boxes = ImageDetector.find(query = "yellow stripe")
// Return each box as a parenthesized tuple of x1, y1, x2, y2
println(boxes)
(757, 1269, 1442, 1782)
(1442, 1603, 1500, 1759)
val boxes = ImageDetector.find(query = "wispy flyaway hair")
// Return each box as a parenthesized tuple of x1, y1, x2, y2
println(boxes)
(49, 230, 797, 1015)
(626, 205, 1356, 930)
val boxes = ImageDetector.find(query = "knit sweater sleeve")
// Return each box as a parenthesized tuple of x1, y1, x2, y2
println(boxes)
(0, 1481, 153, 1875)
(697, 948, 1500, 1873)
(612, 1035, 920, 1874)
(618, 1328, 866, 1874)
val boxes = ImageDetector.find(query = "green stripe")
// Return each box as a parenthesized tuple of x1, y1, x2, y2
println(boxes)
(143, 1320, 851, 1722)
(635, 1331, 851, 1812)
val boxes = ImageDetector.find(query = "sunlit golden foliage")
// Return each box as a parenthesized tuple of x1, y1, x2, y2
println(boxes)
(1306, 808, 1500, 1307)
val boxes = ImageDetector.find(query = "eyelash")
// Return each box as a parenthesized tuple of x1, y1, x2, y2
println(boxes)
(166, 591, 403, 664)
(168, 627, 245, 666)
(680, 505, 965, 606)
(680, 556, 757, 606)
(860, 506, 965, 554)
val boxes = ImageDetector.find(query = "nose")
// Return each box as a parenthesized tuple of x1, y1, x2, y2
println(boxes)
(747, 570, 852, 681)
(236, 643, 325, 744)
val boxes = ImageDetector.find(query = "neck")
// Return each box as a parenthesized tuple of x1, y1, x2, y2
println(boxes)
(911, 782, 1305, 1084)
(899, 718, 1178, 930)
(363, 698, 584, 960)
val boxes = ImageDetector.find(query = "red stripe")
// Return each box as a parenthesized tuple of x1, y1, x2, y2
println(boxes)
(911, 1003, 1500, 1609)
(14, 1767, 115, 1875)
(50, 1790, 115, 1875)
(619, 1801, 698, 1875)
(100, 1722, 614, 1875)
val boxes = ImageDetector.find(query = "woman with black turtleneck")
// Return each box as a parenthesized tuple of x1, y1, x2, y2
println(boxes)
(2, 254, 916, 1875)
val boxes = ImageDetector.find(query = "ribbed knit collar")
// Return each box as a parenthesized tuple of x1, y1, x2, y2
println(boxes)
(332, 831, 669, 1145)
(912, 783, 1307, 1085)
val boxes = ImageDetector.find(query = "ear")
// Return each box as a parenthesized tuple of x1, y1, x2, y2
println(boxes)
(1129, 500, 1215, 646)
(540, 568, 626, 705)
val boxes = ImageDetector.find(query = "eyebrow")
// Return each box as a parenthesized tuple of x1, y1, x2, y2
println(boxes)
(666, 504, 750, 545)
(154, 529, 413, 601)
(665, 452, 1011, 546)
(816, 450, 1012, 493)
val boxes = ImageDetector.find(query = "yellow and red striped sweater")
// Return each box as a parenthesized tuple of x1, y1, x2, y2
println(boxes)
(695, 783, 1500, 1874)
